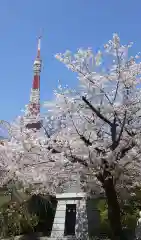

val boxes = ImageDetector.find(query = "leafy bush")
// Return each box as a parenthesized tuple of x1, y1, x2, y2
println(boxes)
(0, 201, 39, 238)
(27, 194, 57, 236)
(0, 190, 57, 238)
(97, 199, 111, 237)
(96, 195, 140, 238)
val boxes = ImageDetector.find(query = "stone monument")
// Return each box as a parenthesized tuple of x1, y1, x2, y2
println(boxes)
(51, 172, 89, 239)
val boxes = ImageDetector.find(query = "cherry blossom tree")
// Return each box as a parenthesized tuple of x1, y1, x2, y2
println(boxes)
(0, 116, 73, 195)
(43, 34, 141, 239)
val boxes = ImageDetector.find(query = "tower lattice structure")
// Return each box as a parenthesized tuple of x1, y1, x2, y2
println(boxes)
(25, 37, 42, 130)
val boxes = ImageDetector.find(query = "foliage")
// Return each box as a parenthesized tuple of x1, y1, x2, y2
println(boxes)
(0, 200, 38, 238)
(97, 199, 111, 236)
(0, 187, 57, 238)
(27, 194, 57, 236)
(97, 196, 140, 237)
(116, 187, 141, 234)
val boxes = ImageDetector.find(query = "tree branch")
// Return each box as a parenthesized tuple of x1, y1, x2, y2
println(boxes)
(82, 96, 113, 126)
(116, 111, 127, 144)
(116, 140, 135, 161)
(111, 115, 117, 149)
(66, 155, 88, 167)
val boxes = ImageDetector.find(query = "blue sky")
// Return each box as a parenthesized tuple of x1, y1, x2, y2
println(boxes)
(0, 0, 141, 122)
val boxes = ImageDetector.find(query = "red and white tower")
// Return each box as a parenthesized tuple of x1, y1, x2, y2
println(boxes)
(25, 37, 42, 129)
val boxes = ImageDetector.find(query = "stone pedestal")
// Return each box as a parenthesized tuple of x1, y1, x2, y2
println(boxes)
(51, 193, 88, 239)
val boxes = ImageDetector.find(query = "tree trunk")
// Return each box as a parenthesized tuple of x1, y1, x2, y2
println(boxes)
(103, 177, 127, 240)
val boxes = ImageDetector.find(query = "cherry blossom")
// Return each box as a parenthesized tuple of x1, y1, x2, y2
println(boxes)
(51, 34, 141, 238)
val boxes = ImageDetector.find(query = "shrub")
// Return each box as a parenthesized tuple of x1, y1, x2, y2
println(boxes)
(97, 196, 140, 238)
(0, 201, 38, 238)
